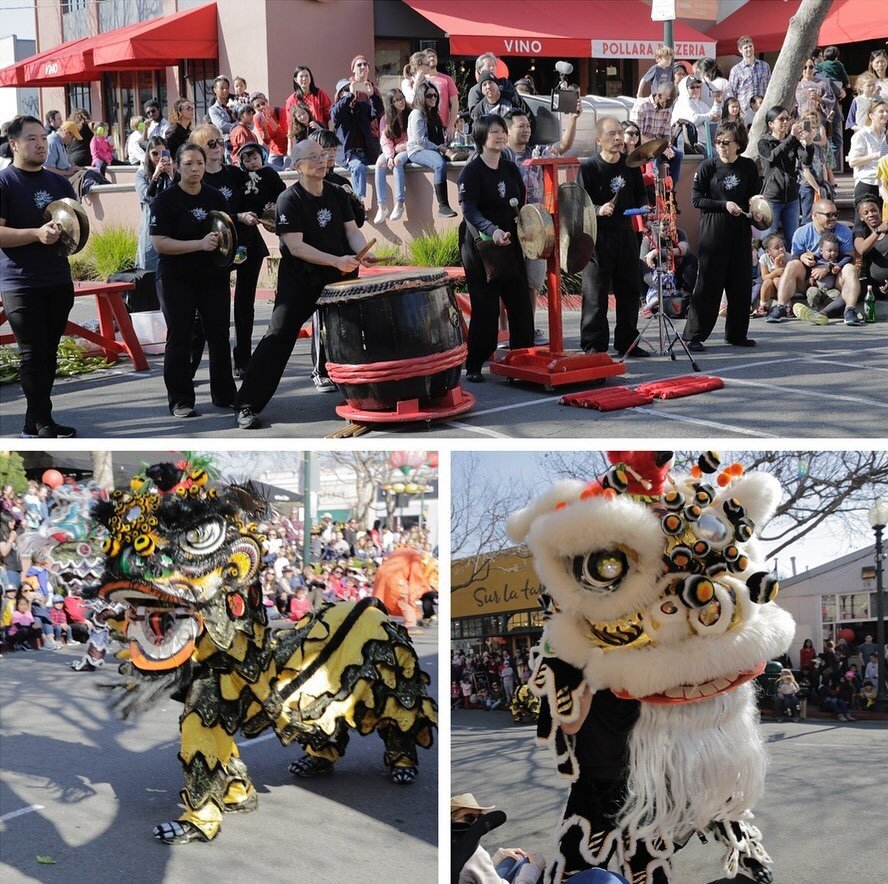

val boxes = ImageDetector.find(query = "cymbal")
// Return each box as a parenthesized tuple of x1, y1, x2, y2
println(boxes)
(43, 198, 89, 256)
(747, 195, 773, 231)
(258, 207, 277, 232)
(207, 210, 238, 267)
(625, 137, 669, 168)
(558, 183, 597, 274)
(517, 204, 554, 260)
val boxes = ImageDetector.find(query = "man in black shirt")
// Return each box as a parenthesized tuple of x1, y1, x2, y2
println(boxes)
(233, 139, 376, 429)
(578, 117, 651, 357)
(0, 116, 78, 438)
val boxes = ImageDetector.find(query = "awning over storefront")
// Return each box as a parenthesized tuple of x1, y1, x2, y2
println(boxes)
(403, 0, 716, 59)
(708, 0, 888, 55)
(0, 2, 216, 87)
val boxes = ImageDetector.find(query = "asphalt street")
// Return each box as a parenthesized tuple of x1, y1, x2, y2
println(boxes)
(1, 300, 885, 440)
(0, 631, 438, 884)
(451, 707, 888, 884)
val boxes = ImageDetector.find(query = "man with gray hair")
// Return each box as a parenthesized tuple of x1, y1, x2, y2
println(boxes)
(637, 81, 683, 184)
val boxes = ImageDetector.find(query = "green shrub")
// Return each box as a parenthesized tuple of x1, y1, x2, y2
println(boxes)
(86, 225, 137, 279)
(406, 227, 460, 267)
(373, 243, 407, 266)
(68, 252, 99, 281)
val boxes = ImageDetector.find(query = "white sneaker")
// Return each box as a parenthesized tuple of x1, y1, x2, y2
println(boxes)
(373, 204, 390, 224)
(390, 202, 405, 221)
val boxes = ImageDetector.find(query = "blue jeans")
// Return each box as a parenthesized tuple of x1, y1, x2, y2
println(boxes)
(496, 857, 529, 882)
(345, 151, 368, 199)
(267, 153, 286, 171)
(799, 184, 817, 225)
(374, 153, 408, 205)
(761, 198, 799, 244)
(652, 146, 683, 186)
(408, 148, 447, 184)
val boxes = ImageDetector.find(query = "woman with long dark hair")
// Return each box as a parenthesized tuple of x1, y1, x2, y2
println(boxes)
(374, 88, 410, 222)
(407, 81, 456, 217)
(149, 142, 236, 417)
(135, 135, 174, 272)
(458, 114, 533, 381)
(286, 65, 331, 130)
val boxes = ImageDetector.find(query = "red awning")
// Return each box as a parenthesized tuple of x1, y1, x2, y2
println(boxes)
(0, 2, 216, 87)
(403, 0, 716, 60)
(89, 3, 217, 70)
(708, 0, 888, 55)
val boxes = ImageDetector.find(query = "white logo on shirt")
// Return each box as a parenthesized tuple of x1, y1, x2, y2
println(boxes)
(278, 213, 288, 224)
(497, 181, 506, 199)
(723, 173, 740, 191)
(34, 190, 54, 209)
(317, 208, 332, 228)
(245, 172, 261, 196)
(610, 175, 626, 194)
(191, 208, 208, 220)
(219, 186, 233, 200)
(149, 214, 157, 227)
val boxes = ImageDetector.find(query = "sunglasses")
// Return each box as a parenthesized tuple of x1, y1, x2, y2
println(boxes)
(205, 139, 221, 148)
(715, 139, 736, 146)
(815, 211, 838, 218)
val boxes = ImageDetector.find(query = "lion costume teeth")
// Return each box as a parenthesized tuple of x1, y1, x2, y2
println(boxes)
(509, 451, 793, 884)
(88, 458, 437, 844)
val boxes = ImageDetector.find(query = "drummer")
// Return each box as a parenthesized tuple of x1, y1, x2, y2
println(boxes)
(149, 141, 236, 418)
(0, 116, 78, 438)
(233, 139, 376, 430)
(578, 116, 650, 357)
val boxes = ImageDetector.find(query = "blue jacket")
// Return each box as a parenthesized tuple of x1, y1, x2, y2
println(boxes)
(331, 92, 383, 166)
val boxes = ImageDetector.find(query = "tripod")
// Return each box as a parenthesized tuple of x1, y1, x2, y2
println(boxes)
(621, 167, 700, 372)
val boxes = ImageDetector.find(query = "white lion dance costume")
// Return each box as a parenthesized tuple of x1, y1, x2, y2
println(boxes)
(507, 451, 794, 884)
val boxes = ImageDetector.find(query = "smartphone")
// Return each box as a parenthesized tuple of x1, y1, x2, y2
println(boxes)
(802, 120, 811, 133)
(160, 149, 171, 161)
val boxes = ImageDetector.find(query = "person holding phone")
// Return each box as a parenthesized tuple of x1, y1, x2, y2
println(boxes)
(136, 135, 174, 272)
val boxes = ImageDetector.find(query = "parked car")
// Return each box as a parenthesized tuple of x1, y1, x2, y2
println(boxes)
(521, 93, 632, 158)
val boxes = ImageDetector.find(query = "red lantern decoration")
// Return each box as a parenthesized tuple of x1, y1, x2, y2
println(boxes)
(41, 469, 64, 489)
(426, 452, 438, 469)
(388, 451, 427, 475)
(837, 628, 856, 643)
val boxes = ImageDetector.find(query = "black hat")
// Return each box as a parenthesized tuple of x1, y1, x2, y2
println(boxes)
(478, 71, 498, 86)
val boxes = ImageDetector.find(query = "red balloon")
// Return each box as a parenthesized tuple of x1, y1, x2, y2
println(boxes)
(42, 469, 64, 489)
(495, 58, 509, 79)
(426, 452, 439, 469)
(837, 628, 856, 643)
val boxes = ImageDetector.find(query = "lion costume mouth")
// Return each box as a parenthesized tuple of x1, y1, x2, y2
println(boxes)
(99, 580, 202, 671)
(612, 662, 765, 705)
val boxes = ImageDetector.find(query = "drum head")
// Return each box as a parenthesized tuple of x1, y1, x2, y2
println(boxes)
(207, 210, 238, 267)
(319, 268, 449, 303)
(748, 195, 773, 231)
(43, 198, 89, 256)
(517, 204, 554, 260)
(558, 183, 597, 274)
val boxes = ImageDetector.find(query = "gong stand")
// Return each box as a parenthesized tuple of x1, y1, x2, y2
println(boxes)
(622, 165, 701, 372)
(489, 156, 625, 391)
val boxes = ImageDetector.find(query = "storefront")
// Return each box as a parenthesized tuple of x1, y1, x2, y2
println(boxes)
(451, 548, 545, 657)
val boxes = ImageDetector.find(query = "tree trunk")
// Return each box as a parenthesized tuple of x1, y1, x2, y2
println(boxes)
(91, 450, 114, 491)
(745, 0, 833, 162)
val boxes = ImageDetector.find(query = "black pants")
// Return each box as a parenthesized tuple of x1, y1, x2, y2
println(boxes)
(2, 283, 74, 431)
(683, 215, 751, 344)
(581, 228, 641, 353)
(190, 248, 265, 373)
(460, 233, 533, 373)
(157, 269, 235, 411)
(310, 312, 328, 381)
(236, 280, 324, 413)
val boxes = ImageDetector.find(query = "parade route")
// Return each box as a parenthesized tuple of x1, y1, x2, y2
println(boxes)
(451, 708, 888, 883)
(0, 632, 438, 884)
(1, 300, 885, 440)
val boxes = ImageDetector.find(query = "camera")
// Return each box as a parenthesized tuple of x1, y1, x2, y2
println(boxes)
(551, 61, 580, 114)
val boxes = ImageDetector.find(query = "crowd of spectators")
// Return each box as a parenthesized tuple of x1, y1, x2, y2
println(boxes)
(451, 646, 533, 711)
(1, 477, 436, 652)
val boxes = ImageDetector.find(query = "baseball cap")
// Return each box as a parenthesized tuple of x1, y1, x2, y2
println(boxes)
(60, 121, 82, 140)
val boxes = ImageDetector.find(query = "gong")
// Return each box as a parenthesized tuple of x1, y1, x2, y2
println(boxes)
(207, 210, 238, 267)
(558, 183, 597, 274)
(625, 137, 669, 168)
(747, 195, 773, 231)
(517, 203, 555, 260)
(43, 198, 89, 256)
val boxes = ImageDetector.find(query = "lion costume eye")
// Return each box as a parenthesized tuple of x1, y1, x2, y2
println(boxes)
(570, 548, 629, 592)
(180, 519, 226, 555)
(695, 513, 729, 545)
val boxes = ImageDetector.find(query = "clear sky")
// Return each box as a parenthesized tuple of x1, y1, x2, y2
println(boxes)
(0, 0, 35, 41)
(452, 449, 879, 577)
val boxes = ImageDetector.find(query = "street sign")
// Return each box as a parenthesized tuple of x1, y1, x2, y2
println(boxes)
(676, 0, 719, 19)
(651, 0, 676, 21)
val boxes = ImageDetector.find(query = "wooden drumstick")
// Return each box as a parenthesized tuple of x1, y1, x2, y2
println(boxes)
(355, 238, 377, 263)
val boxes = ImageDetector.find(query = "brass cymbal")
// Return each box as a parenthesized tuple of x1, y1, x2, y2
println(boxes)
(207, 210, 238, 267)
(517, 203, 554, 260)
(43, 197, 89, 256)
(258, 207, 277, 232)
(625, 137, 669, 168)
(558, 182, 597, 274)
(747, 195, 773, 231)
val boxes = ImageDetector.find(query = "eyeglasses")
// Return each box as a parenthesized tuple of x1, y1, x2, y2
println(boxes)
(715, 139, 736, 146)
(815, 211, 838, 218)
(205, 139, 221, 148)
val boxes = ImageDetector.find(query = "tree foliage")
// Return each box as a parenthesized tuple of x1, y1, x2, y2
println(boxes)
(0, 452, 28, 494)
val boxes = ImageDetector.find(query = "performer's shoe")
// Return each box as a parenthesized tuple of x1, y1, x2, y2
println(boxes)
(533, 329, 549, 346)
(724, 337, 757, 347)
(221, 792, 259, 814)
(390, 765, 418, 785)
(22, 422, 78, 439)
(153, 820, 210, 844)
(737, 856, 774, 884)
(172, 405, 197, 418)
(289, 755, 335, 778)
(70, 658, 95, 671)
(464, 372, 484, 383)
(617, 345, 652, 357)
(686, 340, 705, 352)
(236, 407, 261, 430)
(313, 375, 338, 392)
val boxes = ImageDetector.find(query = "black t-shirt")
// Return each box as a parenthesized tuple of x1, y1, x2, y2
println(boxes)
(854, 221, 888, 282)
(579, 153, 646, 236)
(574, 690, 640, 782)
(692, 156, 761, 226)
(457, 155, 526, 237)
(165, 124, 191, 159)
(0, 166, 76, 290)
(276, 180, 356, 292)
(66, 123, 92, 166)
(149, 182, 229, 278)
(241, 166, 285, 257)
